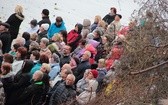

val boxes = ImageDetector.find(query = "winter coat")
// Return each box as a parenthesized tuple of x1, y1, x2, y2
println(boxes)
(49, 63, 60, 80)
(60, 55, 71, 68)
(74, 60, 91, 83)
(50, 74, 62, 88)
(0, 31, 11, 53)
(77, 79, 98, 105)
(76, 78, 89, 95)
(90, 23, 98, 32)
(12, 60, 24, 75)
(6, 13, 24, 40)
(37, 30, 48, 43)
(40, 47, 52, 58)
(38, 16, 51, 27)
(49, 82, 76, 105)
(67, 29, 82, 51)
(102, 14, 116, 25)
(48, 22, 66, 39)
(15, 81, 45, 105)
(0, 81, 5, 105)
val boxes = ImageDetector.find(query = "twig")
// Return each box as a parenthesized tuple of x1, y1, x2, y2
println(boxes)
(130, 60, 168, 75)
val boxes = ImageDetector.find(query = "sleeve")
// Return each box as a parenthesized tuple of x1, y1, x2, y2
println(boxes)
(47, 24, 53, 39)
(6, 14, 14, 24)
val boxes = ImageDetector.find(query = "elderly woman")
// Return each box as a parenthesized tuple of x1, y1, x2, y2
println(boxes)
(6, 5, 24, 43)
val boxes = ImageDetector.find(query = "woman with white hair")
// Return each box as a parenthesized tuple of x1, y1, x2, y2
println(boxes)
(6, 5, 24, 44)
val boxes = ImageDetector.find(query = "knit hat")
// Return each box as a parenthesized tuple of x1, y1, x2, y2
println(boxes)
(0, 22, 10, 28)
(42, 9, 49, 16)
(90, 69, 98, 78)
(41, 23, 49, 30)
(30, 19, 37, 26)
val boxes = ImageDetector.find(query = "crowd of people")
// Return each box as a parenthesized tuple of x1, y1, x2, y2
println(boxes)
(0, 4, 137, 105)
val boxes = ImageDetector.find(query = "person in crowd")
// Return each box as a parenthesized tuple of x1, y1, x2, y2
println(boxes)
(49, 74, 76, 105)
(29, 41, 40, 52)
(30, 50, 40, 64)
(76, 79, 98, 105)
(82, 19, 91, 39)
(93, 29, 102, 42)
(0, 63, 13, 104)
(8, 43, 21, 58)
(8, 59, 34, 105)
(22, 32, 31, 50)
(49, 53, 60, 80)
(111, 14, 122, 32)
(2, 53, 14, 64)
(0, 80, 5, 105)
(6, 5, 24, 43)
(74, 51, 91, 83)
(12, 46, 27, 75)
(48, 16, 66, 39)
(15, 70, 45, 105)
(0, 22, 11, 53)
(91, 15, 101, 32)
(30, 33, 38, 41)
(59, 45, 72, 67)
(30, 54, 49, 76)
(67, 23, 83, 52)
(103, 7, 117, 25)
(39, 38, 52, 58)
(94, 20, 107, 36)
(38, 9, 51, 26)
(96, 58, 107, 92)
(12, 37, 25, 47)
(59, 30, 68, 44)
(26, 19, 39, 34)
(37, 23, 49, 43)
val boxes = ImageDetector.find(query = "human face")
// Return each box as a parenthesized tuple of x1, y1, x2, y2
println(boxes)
(81, 53, 89, 61)
(40, 41, 46, 49)
(30, 54, 35, 61)
(60, 69, 68, 80)
(87, 71, 94, 79)
(40, 65, 47, 73)
(0, 25, 5, 32)
(63, 46, 70, 55)
(66, 75, 74, 86)
(16, 51, 21, 58)
(102, 36, 107, 44)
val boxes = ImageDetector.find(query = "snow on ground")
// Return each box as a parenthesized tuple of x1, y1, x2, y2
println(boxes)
(0, 0, 139, 34)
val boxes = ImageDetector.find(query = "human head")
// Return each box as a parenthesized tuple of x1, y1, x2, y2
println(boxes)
(15, 5, 23, 14)
(61, 68, 72, 81)
(41, 9, 49, 17)
(83, 19, 91, 27)
(30, 19, 38, 28)
(1, 63, 12, 75)
(81, 51, 91, 61)
(55, 16, 63, 26)
(115, 14, 122, 21)
(3, 53, 13, 63)
(40, 38, 49, 49)
(39, 54, 49, 64)
(87, 69, 98, 79)
(40, 63, 51, 74)
(30, 50, 40, 61)
(16, 47, 27, 60)
(98, 58, 106, 68)
(40, 23, 49, 32)
(62, 64, 72, 71)
(30, 33, 38, 41)
(0, 22, 10, 32)
(83, 69, 91, 79)
(66, 74, 75, 86)
(79, 39, 86, 48)
(75, 23, 83, 34)
(110, 7, 117, 15)
(49, 53, 60, 63)
(62, 45, 71, 55)
(59, 30, 67, 43)
(32, 70, 43, 81)
(93, 29, 102, 38)
(22, 32, 30, 41)
(94, 15, 101, 24)
(15, 37, 26, 46)
(51, 33, 62, 42)
(29, 41, 40, 51)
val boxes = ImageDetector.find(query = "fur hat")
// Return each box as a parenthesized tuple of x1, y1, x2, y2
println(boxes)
(41, 23, 49, 30)
(90, 69, 98, 78)
(0, 22, 10, 28)
(42, 9, 49, 16)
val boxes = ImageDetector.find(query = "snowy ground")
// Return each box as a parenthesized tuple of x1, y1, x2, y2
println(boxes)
(0, 0, 139, 34)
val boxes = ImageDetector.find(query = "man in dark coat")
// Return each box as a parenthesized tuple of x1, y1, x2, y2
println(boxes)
(49, 74, 76, 105)
(102, 7, 117, 25)
(38, 9, 51, 26)
(0, 22, 11, 53)
(74, 51, 91, 83)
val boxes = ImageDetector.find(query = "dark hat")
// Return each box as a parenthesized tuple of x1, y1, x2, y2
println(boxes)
(42, 9, 49, 16)
(30, 19, 37, 26)
(116, 14, 122, 19)
(0, 22, 10, 28)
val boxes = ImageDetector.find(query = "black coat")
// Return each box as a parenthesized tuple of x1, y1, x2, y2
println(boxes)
(38, 16, 51, 27)
(74, 60, 91, 83)
(37, 30, 48, 43)
(49, 82, 76, 105)
(16, 81, 45, 105)
(6, 13, 24, 40)
(102, 14, 116, 25)
(0, 31, 11, 53)
(60, 55, 71, 67)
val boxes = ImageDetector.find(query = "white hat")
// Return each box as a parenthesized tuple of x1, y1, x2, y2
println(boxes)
(41, 23, 49, 30)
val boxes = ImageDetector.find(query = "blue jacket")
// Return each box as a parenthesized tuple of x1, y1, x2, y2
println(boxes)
(49, 63, 60, 80)
(47, 22, 66, 39)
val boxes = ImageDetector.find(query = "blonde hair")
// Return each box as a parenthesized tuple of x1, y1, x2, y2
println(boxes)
(52, 33, 62, 42)
(98, 58, 105, 67)
(30, 33, 38, 41)
(15, 5, 23, 14)
(98, 20, 107, 28)
(42, 63, 51, 73)
(94, 15, 101, 23)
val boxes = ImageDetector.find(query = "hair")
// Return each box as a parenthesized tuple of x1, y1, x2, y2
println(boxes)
(98, 20, 107, 28)
(115, 14, 122, 19)
(1, 63, 12, 74)
(3, 53, 13, 63)
(52, 33, 62, 42)
(31, 50, 40, 60)
(30, 33, 38, 41)
(42, 63, 51, 73)
(56, 16, 63, 22)
(17, 47, 27, 60)
(29, 41, 40, 51)
(94, 29, 102, 37)
(15, 37, 26, 46)
(98, 58, 106, 67)
(110, 7, 117, 14)
(41, 38, 49, 46)
(39, 54, 49, 64)
(79, 39, 87, 46)
(52, 53, 60, 63)
(94, 15, 102, 23)
(66, 74, 76, 82)
(84, 50, 91, 58)
(64, 69, 73, 75)
(22, 32, 30, 41)
(15, 5, 23, 14)
(62, 64, 72, 71)
(60, 30, 67, 44)
(13, 43, 21, 52)
(33, 70, 44, 81)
